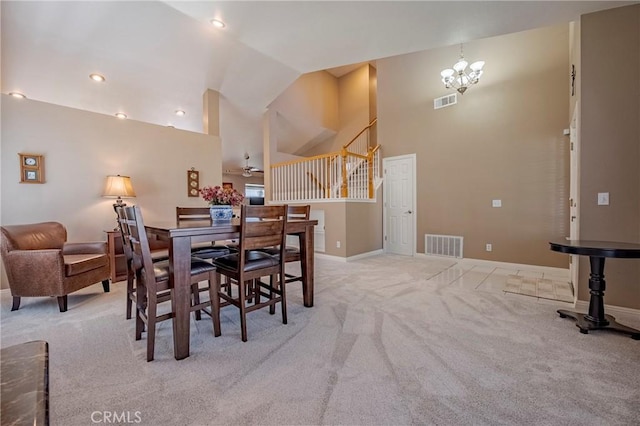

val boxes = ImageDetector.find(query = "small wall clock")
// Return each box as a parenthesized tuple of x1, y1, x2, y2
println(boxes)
(19, 153, 45, 184)
(187, 169, 200, 197)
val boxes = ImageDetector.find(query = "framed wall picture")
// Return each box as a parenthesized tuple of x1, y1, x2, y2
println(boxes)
(187, 169, 200, 197)
(222, 182, 233, 189)
(19, 153, 45, 183)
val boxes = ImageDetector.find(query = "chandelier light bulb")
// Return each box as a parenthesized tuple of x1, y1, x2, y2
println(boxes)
(453, 59, 468, 72)
(470, 61, 485, 72)
(440, 69, 454, 78)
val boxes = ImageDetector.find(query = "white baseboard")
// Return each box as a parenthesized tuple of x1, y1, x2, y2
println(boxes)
(315, 249, 383, 263)
(575, 301, 640, 318)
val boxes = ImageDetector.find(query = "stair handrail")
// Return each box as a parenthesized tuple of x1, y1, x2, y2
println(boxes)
(343, 118, 377, 155)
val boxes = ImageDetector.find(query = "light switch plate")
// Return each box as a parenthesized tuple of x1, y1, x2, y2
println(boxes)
(597, 192, 609, 206)
(492, 199, 502, 208)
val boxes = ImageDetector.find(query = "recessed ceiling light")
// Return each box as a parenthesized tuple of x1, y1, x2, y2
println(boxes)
(89, 73, 105, 82)
(8, 92, 26, 99)
(210, 19, 225, 28)
(115, 112, 127, 119)
(175, 110, 186, 117)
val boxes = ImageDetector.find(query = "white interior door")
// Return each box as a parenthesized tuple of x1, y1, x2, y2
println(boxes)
(569, 105, 580, 302)
(383, 155, 416, 256)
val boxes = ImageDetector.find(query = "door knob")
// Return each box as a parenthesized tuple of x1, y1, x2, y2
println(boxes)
(405, 210, 412, 214)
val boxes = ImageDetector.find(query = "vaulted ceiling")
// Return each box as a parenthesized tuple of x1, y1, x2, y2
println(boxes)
(2, 1, 633, 171)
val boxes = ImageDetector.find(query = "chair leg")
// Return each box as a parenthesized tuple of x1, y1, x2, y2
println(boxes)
(11, 296, 20, 311)
(57, 295, 68, 312)
(269, 275, 276, 315)
(239, 279, 248, 342)
(135, 272, 145, 341)
(211, 273, 221, 337)
(126, 270, 134, 320)
(280, 273, 287, 325)
(253, 279, 260, 306)
(102, 280, 110, 292)
(146, 292, 157, 362)
(192, 282, 202, 321)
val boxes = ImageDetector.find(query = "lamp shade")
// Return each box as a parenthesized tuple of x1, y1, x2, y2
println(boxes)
(103, 175, 136, 198)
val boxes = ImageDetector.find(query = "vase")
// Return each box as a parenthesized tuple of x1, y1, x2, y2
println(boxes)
(209, 205, 233, 223)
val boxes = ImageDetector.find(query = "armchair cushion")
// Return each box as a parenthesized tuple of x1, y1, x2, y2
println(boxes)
(64, 254, 109, 276)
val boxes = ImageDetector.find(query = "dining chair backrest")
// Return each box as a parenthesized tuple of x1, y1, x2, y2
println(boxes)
(115, 205, 134, 263)
(238, 205, 287, 257)
(123, 206, 155, 283)
(176, 207, 210, 223)
(287, 205, 310, 221)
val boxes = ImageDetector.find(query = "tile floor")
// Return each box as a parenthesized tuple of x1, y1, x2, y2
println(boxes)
(419, 256, 574, 304)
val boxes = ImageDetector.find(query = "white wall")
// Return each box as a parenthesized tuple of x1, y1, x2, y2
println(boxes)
(1, 96, 222, 287)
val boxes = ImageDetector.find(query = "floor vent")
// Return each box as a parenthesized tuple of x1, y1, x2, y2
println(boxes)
(433, 94, 457, 109)
(425, 234, 463, 258)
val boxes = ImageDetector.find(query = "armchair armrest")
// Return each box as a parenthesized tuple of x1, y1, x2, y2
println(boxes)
(63, 242, 107, 255)
(4, 250, 65, 295)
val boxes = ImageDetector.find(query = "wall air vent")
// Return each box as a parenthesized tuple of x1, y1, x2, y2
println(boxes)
(433, 94, 457, 110)
(425, 234, 463, 258)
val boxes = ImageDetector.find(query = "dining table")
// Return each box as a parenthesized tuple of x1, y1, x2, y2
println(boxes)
(145, 217, 318, 360)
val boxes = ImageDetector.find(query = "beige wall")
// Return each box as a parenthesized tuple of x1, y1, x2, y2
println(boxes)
(304, 65, 373, 156)
(305, 202, 347, 257)
(378, 24, 570, 268)
(1, 96, 222, 288)
(579, 5, 640, 309)
(269, 71, 339, 156)
(345, 192, 383, 257)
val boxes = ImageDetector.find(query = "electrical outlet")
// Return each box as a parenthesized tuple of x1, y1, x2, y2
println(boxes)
(492, 199, 502, 208)
(486, 243, 492, 252)
(336, 241, 341, 248)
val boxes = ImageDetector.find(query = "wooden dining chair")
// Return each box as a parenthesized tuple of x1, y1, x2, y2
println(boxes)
(209, 205, 288, 342)
(115, 206, 138, 320)
(176, 206, 235, 260)
(259, 204, 310, 286)
(124, 205, 216, 361)
(116, 206, 170, 321)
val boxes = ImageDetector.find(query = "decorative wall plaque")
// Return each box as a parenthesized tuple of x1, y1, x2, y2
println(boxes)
(187, 168, 200, 197)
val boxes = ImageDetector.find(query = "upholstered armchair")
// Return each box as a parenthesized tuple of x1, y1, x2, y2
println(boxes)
(0, 222, 111, 312)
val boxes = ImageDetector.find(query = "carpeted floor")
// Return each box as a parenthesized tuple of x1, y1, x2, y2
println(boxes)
(1, 254, 639, 425)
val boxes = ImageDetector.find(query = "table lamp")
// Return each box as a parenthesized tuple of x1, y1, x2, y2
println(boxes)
(102, 175, 136, 211)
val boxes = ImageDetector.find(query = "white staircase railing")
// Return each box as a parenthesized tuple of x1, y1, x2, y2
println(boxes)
(271, 119, 381, 202)
(271, 148, 381, 202)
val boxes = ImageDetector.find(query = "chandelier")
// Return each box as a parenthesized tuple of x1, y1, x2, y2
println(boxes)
(440, 44, 485, 95)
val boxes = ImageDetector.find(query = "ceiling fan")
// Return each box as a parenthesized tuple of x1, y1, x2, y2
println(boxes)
(226, 153, 264, 177)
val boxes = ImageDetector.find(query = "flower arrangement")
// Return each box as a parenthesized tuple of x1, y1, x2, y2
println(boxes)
(199, 185, 244, 206)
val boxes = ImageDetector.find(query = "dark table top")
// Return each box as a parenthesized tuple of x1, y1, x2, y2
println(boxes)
(549, 240, 640, 258)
